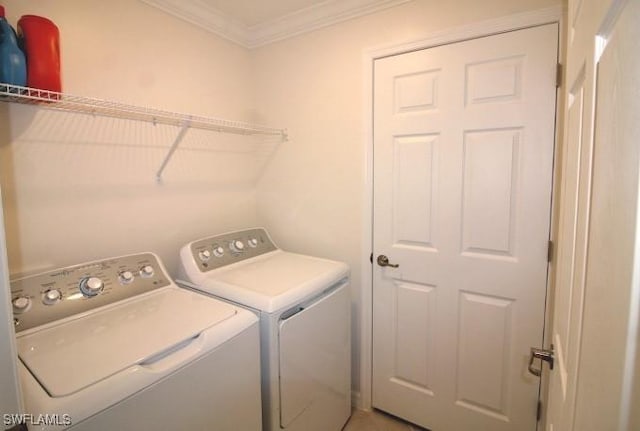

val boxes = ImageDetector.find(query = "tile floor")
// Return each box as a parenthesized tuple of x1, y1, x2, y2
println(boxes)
(343, 409, 428, 431)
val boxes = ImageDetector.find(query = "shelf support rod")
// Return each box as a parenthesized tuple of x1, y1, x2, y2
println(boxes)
(156, 119, 191, 182)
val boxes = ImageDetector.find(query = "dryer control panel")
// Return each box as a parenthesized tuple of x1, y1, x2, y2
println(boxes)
(10, 253, 171, 332)
(189, 228, 277, 272)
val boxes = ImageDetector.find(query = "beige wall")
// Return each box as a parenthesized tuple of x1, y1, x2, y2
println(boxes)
(252, 0, 561, 398)
(0, 0, 261, 276)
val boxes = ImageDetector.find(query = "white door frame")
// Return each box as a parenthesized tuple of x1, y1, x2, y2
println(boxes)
(0, 186, 23, 418)
(359, 5, 563, 411)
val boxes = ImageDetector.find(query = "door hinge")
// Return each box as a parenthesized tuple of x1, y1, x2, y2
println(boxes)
(547, 240, 554, 263)
(556, 63, 563, 88)
(537, 400, 543, 421)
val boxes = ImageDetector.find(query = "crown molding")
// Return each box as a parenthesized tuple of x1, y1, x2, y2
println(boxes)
(140, 0, 413, 49)
(248, 0, 413, 48)
(139, 0, 251, 46)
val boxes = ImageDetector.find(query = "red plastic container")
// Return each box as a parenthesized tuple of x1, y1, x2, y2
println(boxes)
(17, 15, 61, 93)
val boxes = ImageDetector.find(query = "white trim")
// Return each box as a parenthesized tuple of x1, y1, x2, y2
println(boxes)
(599, 1, 639, 427)
(360, 45, 375, 411)
(248, 0, 412, 48)
(139, 0, 251, 47)
(622, 137, 640, 431)
(367, 5, 563, 59)
(0, 186, 23, 416)
(360, 5, 562, 412)
(139, 0, 412, 48)
(538, 6, 566, 430)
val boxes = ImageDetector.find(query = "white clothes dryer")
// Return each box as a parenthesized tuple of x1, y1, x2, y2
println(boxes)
(177, 228, 351, 431)
(10, 252, 262, 430)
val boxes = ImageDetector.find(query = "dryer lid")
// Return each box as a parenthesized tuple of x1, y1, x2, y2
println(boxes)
(17, 287, 237, 397)
(186, 251, 349, 312)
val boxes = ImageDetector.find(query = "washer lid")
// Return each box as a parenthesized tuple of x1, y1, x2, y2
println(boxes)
(17, 287, 237, 397)
(186, 250, 349, 312)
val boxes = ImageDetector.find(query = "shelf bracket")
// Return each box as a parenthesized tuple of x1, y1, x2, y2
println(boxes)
(156, 119, 191, 182)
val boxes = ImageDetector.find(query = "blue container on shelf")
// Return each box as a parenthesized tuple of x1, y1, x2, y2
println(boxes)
(0, 5, 27, 87)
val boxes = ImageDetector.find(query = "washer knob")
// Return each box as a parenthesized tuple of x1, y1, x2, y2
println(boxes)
(229, 240, 245, 253)
(212, 246, 224, 257)
(248, 238, 258, 248)
(12, 296, 31, 313)
(42, 289, 62, 305)
(79, 277, 104, 297)
(119, 270, 135, 285)
(198, 250, 212, 262)
(140, 265, 154, 278)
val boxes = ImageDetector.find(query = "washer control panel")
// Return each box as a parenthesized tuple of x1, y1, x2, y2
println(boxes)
(189, 228, 277, 272)
(10, 253, 171, 332)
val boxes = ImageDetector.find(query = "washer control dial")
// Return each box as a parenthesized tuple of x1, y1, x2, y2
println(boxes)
(119, 270, 135, 285)
(229, 240, 245, 253)
(247, 238, 258, 248)
(79, 277, 104, 297)
(12, 296, 31, 313)
(198, 250, 212, 262)
(140, 265, 155, 278)
(42, 289, 62, 305)
(212, 246, 224, 257)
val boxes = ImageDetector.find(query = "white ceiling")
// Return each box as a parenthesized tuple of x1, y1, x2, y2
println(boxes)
(140, 0, 412, 48)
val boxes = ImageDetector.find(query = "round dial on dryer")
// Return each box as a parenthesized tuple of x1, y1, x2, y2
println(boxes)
(198, 250, 212, 262)
(79, 277, 104, 297)
(140, 265, 155, 278)
(118, 270, 135, 285)
(212, 246, 224, 257)
(42, 289, 62, 305)
(247, 238, 259, 248)
(229, 240, 245, 253)
(12, 296, 31, 313)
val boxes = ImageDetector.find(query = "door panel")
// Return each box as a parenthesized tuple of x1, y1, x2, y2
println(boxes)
(462, 129, 519, 257)
(456, 292, 513, 420)
(392, 135, 438, 248)
(393, 281, 436, 392)
(373, 24, 558, 431)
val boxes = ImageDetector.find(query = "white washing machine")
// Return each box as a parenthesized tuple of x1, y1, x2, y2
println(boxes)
(177, 228, 351, 431)
(9, 252, 262, 430)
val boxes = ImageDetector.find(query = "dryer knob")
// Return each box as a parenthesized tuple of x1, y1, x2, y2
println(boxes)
(79, 277, 104, 297)
(248, 238, 258, 248)
(42, 289, 62, 305)
(212, 246, 224, 257)
(140, 265, 155, 278)
(198, 250, 212, 262)
(12, 296, 31, 313)
(229, 240, 245, 253)
(119, 271, 135, 285)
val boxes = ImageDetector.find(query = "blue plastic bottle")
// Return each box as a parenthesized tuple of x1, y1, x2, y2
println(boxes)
(0, 5, 27, 86)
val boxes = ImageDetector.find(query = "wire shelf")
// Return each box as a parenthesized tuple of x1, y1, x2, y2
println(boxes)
(0, 83, 287, 181)
(0, 83, 287, 138)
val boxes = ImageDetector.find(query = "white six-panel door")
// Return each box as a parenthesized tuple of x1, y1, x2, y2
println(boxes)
(372, 24, 558, 431)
